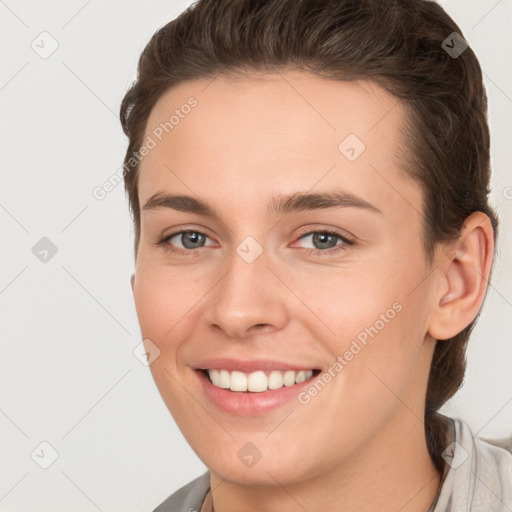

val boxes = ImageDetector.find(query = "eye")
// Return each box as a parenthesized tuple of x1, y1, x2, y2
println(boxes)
(293, 229, 354, 255)
(156, 230, 215, 255)
(154, 228, 354, 257)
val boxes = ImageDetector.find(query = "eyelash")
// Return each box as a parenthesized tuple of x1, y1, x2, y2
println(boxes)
(154, 229, 355, 257)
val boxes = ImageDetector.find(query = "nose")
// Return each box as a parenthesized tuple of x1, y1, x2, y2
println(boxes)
(204, 246, 289, 340)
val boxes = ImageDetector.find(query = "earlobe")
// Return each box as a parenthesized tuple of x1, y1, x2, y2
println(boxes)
(428, 212, 494, 340)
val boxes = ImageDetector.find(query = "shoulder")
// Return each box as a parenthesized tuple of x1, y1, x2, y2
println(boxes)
(152, 471, 211, 512)
(433, 414, 512, 511)
(471, 427, 512, 503)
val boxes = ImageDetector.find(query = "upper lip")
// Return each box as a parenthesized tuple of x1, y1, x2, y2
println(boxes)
(194, 358, 320, 373)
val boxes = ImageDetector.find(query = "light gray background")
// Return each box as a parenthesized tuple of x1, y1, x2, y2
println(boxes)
(1, 1, 511, 510)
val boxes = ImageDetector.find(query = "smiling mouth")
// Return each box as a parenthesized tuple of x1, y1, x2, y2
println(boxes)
(202, 368, 321, 392)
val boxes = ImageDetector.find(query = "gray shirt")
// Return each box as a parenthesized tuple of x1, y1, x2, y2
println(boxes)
(152, 415, 512, 511)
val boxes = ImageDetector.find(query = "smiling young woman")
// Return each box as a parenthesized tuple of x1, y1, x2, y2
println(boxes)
(119, 0, 511, 511)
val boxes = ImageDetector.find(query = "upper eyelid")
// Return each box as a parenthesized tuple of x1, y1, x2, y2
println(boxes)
(295, 226, 353, 240)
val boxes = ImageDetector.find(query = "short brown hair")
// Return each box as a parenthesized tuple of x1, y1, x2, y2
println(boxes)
(120, 0, 498, 471)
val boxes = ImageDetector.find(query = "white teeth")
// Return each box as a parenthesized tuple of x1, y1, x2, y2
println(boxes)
(218, 369, 230, 389)
(247, 371, 268, 392)
(283, 370, 296, 386)
(206, 369, 315, 392)
(268, 370, 284, 389)
(209, 369, 219, 385)
(230, 371, 247, 392)
(295, 370, 307, 383)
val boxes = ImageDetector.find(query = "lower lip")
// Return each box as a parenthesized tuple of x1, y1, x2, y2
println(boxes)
(195, 370, 317, 416)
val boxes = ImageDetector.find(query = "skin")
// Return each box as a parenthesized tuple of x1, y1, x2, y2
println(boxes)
(130, 70, 494, 511)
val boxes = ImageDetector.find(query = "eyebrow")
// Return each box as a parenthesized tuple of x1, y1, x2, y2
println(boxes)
(141, 190, 383, 217)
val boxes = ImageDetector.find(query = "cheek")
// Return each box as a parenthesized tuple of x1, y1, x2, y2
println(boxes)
(292, 268, 400, 344)
(295, 260, 429, 394)
(132, 267, 202, 413)
(132, 264, 205, 342)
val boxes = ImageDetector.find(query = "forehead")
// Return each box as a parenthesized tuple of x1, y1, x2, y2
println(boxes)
(138, 70, 421, 224)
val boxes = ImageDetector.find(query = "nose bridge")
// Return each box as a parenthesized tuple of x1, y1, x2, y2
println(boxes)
(206, 242, 288, 338)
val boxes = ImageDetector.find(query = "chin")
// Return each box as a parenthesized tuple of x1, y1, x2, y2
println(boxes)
(195, 440, 318, 487)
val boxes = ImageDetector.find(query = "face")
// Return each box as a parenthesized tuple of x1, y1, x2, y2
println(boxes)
(131, 70, 438, 486)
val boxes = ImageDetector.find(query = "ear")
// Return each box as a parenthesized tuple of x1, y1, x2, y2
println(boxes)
(428, 212, 495, 341)
(130, 273, 135, 292)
